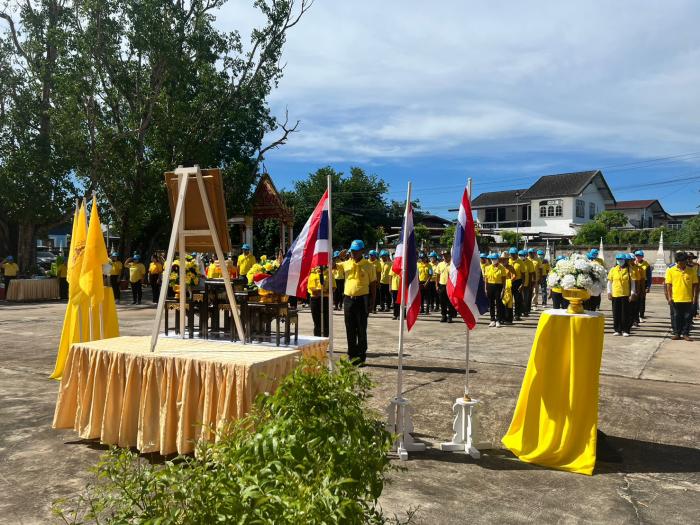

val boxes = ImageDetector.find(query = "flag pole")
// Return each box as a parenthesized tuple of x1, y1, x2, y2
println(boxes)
(327, 173, 335, 371)
(397, 181, 411, 400)
(84, 199, 94, 342)
(464, 178, 472, 401)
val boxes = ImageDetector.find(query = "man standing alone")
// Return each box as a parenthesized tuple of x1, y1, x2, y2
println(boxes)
(666, 252, 698, 341)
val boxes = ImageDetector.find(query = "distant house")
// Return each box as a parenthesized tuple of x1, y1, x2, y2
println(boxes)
(667, 212, 698, 231)
(605, 200, 672, 229)
(472, 170, 616, 238)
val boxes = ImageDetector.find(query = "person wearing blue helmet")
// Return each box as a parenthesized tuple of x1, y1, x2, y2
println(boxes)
(335, 239, 376, 364)
(378, 250, 393, 312)
(485, 253, 506, 327)
(633, 250, 652, 322)
(108, 252, 123, 302)
(607, 253, 636, 336)
(332, 250, 345, 310)
(416, 252, 432, 315)
(428, 251, 440, 312)
(526, 248, 540, 311)
(1, 255, 19, 291)
(508, 248, 525, 321)
(124, 254, 146, 304)
(237, 243, 256, 279)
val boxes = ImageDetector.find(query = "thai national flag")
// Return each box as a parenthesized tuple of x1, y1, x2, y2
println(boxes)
(259, 190, 329, 298)
(392, 203, 421, 331)
(447, 185, 489, 329)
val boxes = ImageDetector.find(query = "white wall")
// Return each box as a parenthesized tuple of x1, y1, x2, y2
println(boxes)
(571, 183, 607, 225)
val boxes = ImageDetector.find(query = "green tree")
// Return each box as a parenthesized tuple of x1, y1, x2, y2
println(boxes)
(573, 221, 609, 245)
(440, 224, 455, 247)
(500, 230, 522, 245)
(676, 214, 700, 246)
(414, 224, 430, 248)
(594, 210, 628, 230)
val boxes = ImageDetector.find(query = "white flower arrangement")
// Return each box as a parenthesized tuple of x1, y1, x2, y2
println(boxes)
(548, 253, 607, 295)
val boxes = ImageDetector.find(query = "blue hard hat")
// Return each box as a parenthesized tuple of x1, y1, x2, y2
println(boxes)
(333, 250, 340, 258)
(241, 243, 250, 250)
(380, 249, 389, 257)
(518, 249, 527, 256)
(634, 250, 644, 256)
(615, 253, 626, 260)
(537, 250, 544, 255)
(110, 252, 118, 257)
(6, 256, 13, 262)
(369, 249, 378, 257)
(479, 252, 487, 258)
(590, 248, 599, 255)
(626, 253, 635, 260)
(508, 247, 518, 255)
(350, 239, 365, 251)
(429, 251, 438, 257)
(488, 253, 499, 260)
(527, 248, 535, 253)
(133, 254, 141, 261)
(556, 255, 566, 261)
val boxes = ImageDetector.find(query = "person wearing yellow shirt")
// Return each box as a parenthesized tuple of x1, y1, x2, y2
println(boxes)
(607, 253, 637, 337)
(436, 249, 457, 323)
(237, 244, 256, 279)
(485, 253, 507, 327)
(583, 250, 604, 312)
(148, 254, 164, 303)
(634, 250, 652, 322)
(499, 251, 516, 324)
(378, 250, 393, 312)
(109, 252, 123, 302)
(665, 252, 698, 341)
(525, 248, 539, 312)
(1, 256, 19, 292)
(54, 255, 68, 300)
(428, 251, 440, 312)
(337, 239, 375, 364)
(368, 250, 382, 314)
(417, 253, 432, 315)
(332, 250, 345, 311)
(508, 247, 525, 321)
(535, 249, 549, 307)
(124, 254, 146, 305)
(308, 266, 333, 337)
(390, 270, 401, 320)
(480, 253, 489, 276)
(550, 255, 568, 310)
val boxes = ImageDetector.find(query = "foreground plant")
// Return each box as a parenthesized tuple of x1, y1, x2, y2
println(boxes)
(54, 360, 398, 524)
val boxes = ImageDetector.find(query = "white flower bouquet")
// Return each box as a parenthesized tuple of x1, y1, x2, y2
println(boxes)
(547, 253, 607, 296)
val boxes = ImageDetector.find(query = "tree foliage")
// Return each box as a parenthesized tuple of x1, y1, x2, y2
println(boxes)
(500, 229, 522, 245)
(594, 210, 628, 230)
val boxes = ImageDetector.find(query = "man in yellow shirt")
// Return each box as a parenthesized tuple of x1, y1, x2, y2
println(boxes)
(508, 247, 525, 321)
(237, 244, 256, 279)
(148, 254, 164, 303)
(518, 250, 535, 316)
(536, 250, 549, 307)
(526, 248, 540, 310)
(1, 256, 19, 291)
(428, 251, 440, 312)
(665, 252, 698, 341)
(417, 253, 432, 315)
(54, 255, 68, 300)
(436, 249, 457, 323)
(125, 254, 146, 304)
(607, 253, 636, 336)
(485, 253, 507, 327)
(337, 239, 376, 364)
(332, 250, 345, 311)
(308, 266, 333, 337)
(634, 250, 652, 322)
(109, 252, 123, 302)
(368, 250, 382, 313)
(378, 250, 393, 312)
(391, 270, 401, 320)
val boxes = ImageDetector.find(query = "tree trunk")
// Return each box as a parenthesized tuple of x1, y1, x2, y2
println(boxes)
(17, 222, 36, 273)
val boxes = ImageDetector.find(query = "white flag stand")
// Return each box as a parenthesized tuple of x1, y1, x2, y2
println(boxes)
(386, 181, 425, 460)
(149, 165, 245, 351)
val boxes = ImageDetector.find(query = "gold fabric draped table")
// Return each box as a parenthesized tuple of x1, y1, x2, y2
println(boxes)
(53, 335, 328, 455)
(501, 309, 605, 475)
(6, 278, 60, 302)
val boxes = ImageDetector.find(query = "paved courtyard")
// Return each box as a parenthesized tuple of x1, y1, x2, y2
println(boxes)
(0, 288, 698, 524)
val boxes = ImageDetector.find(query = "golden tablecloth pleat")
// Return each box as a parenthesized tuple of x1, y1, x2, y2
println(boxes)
(6, 278, 60, 301)
(502, 310, 604, 475)
(53, 335, 328, 455)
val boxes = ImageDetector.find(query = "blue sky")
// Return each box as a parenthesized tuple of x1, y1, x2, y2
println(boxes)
(217, 1, 700, 218)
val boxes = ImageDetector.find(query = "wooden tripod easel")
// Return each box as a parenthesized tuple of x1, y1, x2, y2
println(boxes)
(150, 165, 245, 351)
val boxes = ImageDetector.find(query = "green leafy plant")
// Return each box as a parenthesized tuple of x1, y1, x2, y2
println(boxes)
(54, 360, 400, 524)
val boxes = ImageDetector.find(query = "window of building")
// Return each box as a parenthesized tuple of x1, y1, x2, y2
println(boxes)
(539, 205, 547, 217)
(555, 205, 563, 217)
(485, 207, 506, 223)
(576, 199, 585, 218)
(589, 202, 596, 219)
(540, 199, 563, 218)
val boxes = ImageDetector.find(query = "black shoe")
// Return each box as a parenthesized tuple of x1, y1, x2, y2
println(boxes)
(132, 301, 137, 305)
(440, 317, 447, 323)
(392, 316, 398, 320)
(515, 316, 522, 321)
(447, 317, 453, 323)
(596, 430, 622, 463)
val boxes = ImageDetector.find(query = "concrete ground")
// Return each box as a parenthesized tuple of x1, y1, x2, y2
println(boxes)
(0, 288, 698, 524)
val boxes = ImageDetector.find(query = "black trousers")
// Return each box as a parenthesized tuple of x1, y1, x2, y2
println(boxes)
(4, 275, 15, 292)
(392, 290, 399, 318)
(131, 281, 142, 304)
(149, 274, 161, 303)
(672, 302, 693, 336)
(379, 283, 392, 310)
(344, 295, 369, 363)
(551, 291, 568, 310)
(611, 296, 632, 333)
(425, 281, 437, 310)
(439, 284, 457, 320)
(512, 279, 523, 318)
(638, 288, 648, 318)
(110, 275, 121, 300)
(420, 282, 429, 312)
(487, 283, 505, 322)
(58, 277, 68, 300)
(583, 295, 601, 311)
(540, 281, 548, 305)
(522, 285, 532, 314)
(333, 279, 345, 309)
(310, 296, 330, 337)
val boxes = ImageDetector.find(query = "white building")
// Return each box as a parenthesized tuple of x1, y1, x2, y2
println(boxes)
(472, 170, 616, 239)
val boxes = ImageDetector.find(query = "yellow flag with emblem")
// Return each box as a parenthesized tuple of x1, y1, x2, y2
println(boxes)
(79, 197, 108, 306)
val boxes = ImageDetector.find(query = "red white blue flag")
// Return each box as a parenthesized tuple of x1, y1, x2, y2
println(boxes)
(447, 186, 488, 329)
(259, 190, 329, 298)
(392, 203, 421, 331)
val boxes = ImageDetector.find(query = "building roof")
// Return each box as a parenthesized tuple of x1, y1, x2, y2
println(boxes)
(520, 170, 613, 201)
(608, 200, 657, 210)
(472, 189, 529, 208)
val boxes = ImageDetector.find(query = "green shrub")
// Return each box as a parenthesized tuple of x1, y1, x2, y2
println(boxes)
(54, 360, 397, 524)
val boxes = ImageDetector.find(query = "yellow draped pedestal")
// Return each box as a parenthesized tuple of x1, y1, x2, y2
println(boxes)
(502, 310, 605, 475)
(53, 335, 328, 455)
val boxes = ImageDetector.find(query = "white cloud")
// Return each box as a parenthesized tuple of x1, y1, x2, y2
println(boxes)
(216, 0, 700, 163)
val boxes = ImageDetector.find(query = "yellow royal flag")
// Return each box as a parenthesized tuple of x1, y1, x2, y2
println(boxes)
(68, 203, 88, 302)
(80, 197, 109, 306)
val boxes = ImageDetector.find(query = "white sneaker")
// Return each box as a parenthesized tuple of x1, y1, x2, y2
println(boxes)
(612, 332, 621, 336)
(639, 318, 646, 323)
(489, 321, 496, 327)
(496, 321, 502, 328)
(622, 332, 630, 337)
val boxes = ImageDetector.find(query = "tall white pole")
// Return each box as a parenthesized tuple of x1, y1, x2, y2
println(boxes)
(327, 174, 335, 371)
(464, 178, 473, 400)
(396, 181, 412, 400)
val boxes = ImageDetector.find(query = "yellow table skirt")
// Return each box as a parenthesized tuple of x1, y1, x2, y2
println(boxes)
(53, 335, 328, 455)
(502, 310, 604, 475)
(6, 278, 60, 301)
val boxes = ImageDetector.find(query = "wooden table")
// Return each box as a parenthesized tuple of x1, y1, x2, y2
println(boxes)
(5, 278, 60, 302)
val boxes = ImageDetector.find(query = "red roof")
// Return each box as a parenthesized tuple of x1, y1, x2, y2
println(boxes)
(609, 200, 657, 209)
